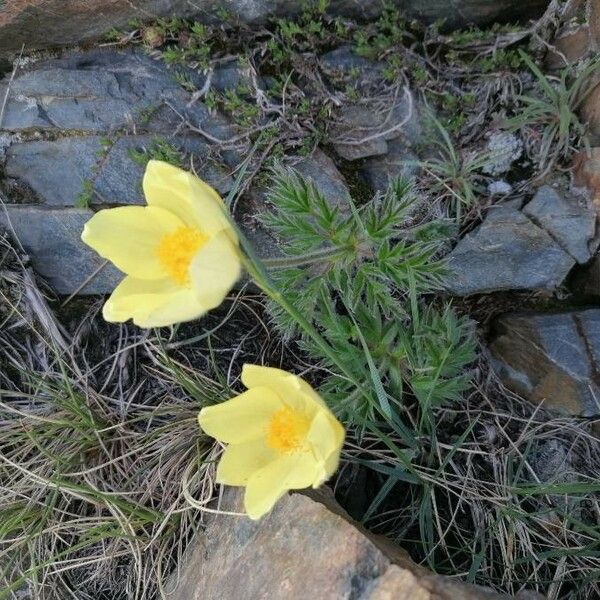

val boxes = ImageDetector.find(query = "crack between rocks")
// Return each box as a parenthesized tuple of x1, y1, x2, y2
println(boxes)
(520, 209, 578, 262)
(572, 313, 600, 413)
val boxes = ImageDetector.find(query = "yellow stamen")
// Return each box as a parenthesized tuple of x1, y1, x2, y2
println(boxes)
(266, 407, 310, 453)
(157, 226, 206, 285)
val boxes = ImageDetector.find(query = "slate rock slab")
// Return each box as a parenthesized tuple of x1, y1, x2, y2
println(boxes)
(94, 136, 232, 204)
(0, 1, 549, 55)
(0, 49, 232, 139)
(490, 309, 600, 416)
(446, 187, 597, 296)
(360, 138, 419, 193)
(5, 137, 102, 206)
(0, 206, 122, 295)
(522, 185, 597, 264)
(445, 208, 575, 295)
(330, 91, 420, 161)
(5, 135, 232, 206)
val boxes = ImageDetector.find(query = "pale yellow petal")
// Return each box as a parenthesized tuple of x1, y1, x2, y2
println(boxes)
(81, 206, 184, 279)
(102, 276, 210, 327)
(241, 364, 326, 412)
(306, 410, 345, 487)
(216, 439, 277, 486)
(143, 160, 235, 239)
(189, 231, 241, 309)
(244, 453, 318, 519)
(198, 387, 283, 444)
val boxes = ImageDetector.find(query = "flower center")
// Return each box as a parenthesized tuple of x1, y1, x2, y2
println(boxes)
(157, 226, 206, 285)
(266, 407, 310, 453)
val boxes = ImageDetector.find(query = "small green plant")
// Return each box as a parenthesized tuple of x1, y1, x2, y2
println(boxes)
(129, 138, 183, 167)
(75, 179, 94, 208)
(173, 70, 196, 92)
(221, 86, 260, 127)
(418, 114, 490, 221)
(507, 51, 600, 173)
(258, 170, 473, 427)
(353, 3, 406, 59)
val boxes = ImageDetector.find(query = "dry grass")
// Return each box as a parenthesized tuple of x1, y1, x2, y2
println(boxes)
(0, 235, 291, 600)
(2, 230, 599, 600)
(337, 360, 600, 599)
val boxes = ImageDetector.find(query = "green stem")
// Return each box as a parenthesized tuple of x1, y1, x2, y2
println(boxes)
(239, 250, 360, 389)
(262, 247, 347, 270)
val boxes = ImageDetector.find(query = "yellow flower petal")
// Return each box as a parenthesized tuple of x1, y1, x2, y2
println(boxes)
(244, 453, 317, 519)
(189, 231, 241, 309)
(81, 205, 184, 279)
(143, 160, 235, 239)
(241, 364, 327, 411)
(216, 439, 277, 486)
(198, 387, 283, 444)
(102, 276, 211, 327)
(306, 410, 345, 487)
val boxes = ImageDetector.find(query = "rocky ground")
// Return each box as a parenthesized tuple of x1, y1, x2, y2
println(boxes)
(2, 1, 600, 599)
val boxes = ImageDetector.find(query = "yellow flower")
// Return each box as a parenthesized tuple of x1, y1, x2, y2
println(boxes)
(81, 160, 241, 328)
(198, 364, 345, 519)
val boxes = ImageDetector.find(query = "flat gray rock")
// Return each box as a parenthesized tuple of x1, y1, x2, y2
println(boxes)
(5, 135, 233, 207)
(445, 207, 575, 295)
(490, 309, 600, 416)
(0, 49, 234, 140)
(331, 92, 419, 161)
(0, 206, 122, 295)
(1, 0, 549, 55)
(5, 137, 102, 206)
(94, 136, 233, 204)
(360, 138, 419, 193)
(523, 186, 597, 264)
(293, 149, 350, 208)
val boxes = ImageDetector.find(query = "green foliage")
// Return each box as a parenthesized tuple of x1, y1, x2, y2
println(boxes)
(129, 137, 183, 167)
(418, 114, 489, 221)
(173, 70, 196, 92)
(221, 85, 261, 127)
(260, 169, 474, 427)
(353, 3, 407, 59)
(75, 179, 94, 208)
(507, 51, 600, 173)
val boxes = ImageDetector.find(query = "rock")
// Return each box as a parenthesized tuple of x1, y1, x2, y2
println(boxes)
(445, 207, 575, 295)
(210, 59, 256, 92)
(481, 132, 523, 177)
(331, 105, 389, 160)
(166, 489, 521, 600)
(320, 46, 381, 74)
(5, 135, 232, 206)
(0, 48, 244, 296)
(522, 185, 597, 264)
(490, 309, 600, 416)
(573, 147, 600, 208)
(0, 49, 230, 139)
(580, 85, 600, 145)
(360, 138, 419, 193)
(331, 92, 419, 161)
(487, 180, 513, 196)
(293, 148, 350, 207)
(0, 206, 122, 295)
(0, 1, 549, 55)
(5, 137, 102, 206)
(94, 136, 233, 203)
(545, 25, 591, 69)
